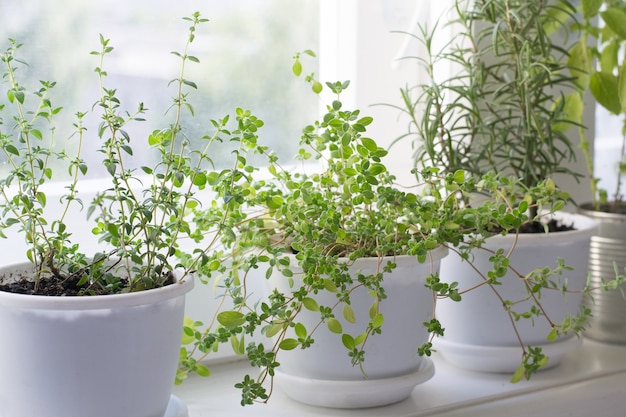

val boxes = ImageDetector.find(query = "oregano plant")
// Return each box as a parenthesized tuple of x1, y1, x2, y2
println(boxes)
(175, 53, 613, 405)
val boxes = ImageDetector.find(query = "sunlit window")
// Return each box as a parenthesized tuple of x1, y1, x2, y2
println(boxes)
(0, 0, 320, 177)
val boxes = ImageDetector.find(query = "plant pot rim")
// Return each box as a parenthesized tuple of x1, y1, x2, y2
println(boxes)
(0, 261, 194, 310)
(579, 202, 626, 220)
(485, 211, 597, 247)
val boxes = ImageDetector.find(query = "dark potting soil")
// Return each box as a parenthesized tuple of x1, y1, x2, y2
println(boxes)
(517, 218, 574, 233)
(0, 274, 110, 296)
(0, 271, 175, 296)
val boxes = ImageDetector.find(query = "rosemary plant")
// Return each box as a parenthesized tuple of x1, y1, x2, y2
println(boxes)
(396, 0, 582, 216)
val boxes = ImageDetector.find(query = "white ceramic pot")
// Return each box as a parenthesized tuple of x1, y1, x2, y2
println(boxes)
(268, 247, 447, 408)
(434, 212, 597, 372)
(0, 262, 194, 417)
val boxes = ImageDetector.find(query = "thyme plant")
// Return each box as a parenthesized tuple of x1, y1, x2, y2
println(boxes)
(0, 12, 236, 295)
(175, 55, 613, 405)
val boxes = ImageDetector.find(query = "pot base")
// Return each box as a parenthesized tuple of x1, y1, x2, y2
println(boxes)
(435, 336, 582, 373)
(164, 395, 188, 417)
(276, 357, 434, 408)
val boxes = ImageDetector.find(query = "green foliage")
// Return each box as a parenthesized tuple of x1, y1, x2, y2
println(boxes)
(0, 12, 242, 294)
(568, 0, 626, 210)
(176, 50, 590, 404)
(396, 0, 582, 211)
(389, 0, 626, 388)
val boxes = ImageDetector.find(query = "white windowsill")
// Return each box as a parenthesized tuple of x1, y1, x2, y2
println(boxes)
(173, 338, 626, 416)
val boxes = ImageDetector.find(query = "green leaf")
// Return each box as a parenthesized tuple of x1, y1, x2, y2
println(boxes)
(343, 167, 358, 176)
(106, 223, 119, 238)
(546, 327, 559, 342)
(192, 172, 207, 186)
(343, 304, 356, 324)
(294, 322, 307, 339)
(356, 116, 373, 127)
(302, 297, 319, 312)
(582, 0, 602, 18)
(327, 318, 343, 334)
(453, 170, 465, 184)
(279, 338, 300, 350)
(510, 363, 525, 383)
(5, 144, 19, 156)
(106, 163, 117, 176)
(216, 311, 246, 327)
(183, 79, 198, 89)
(148, 130, 162, 146)
(371, 312, 384, 329)
(543, 3, 572, 35)
(341, 334, 355, 350)
(182, 326, 195, 345)
(292, 59, 302, 76)
(265, 323, 284, 338)
(601, 8, 626, 40)
(590, 71, 621, 114)
(600, 40, 619, 74)
(361, 137, 378, 152)
(323, 279, 338, 293)
(312, 80, 323, 94)
(444, 221, 460, 230)
(35, 192, 46, 208)
(619, 61, 626, 112)
(207, 259, 221, 270)
(231, 334, 245, 355)
(195, 363, 211, 377)
(267, 195, 284, 209)
(369, 301, 379, 319)
(354, 333, 367, 345)
(369, 163, 385, 175)
(568, 41, 591, 91)
(552, 93, 583, 132)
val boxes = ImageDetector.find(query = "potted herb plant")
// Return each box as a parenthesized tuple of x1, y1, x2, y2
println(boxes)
(568, 0, 626, 343)
(177, 53, 588, 408)
(0, 13, 239, 417)
(394, 0, 604, 375)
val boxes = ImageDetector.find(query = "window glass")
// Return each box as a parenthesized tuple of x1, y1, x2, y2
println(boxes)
(0, 0, 320, 177)
(595, 105, 623, 196)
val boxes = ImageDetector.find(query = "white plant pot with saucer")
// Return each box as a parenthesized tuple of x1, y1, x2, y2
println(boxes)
(0, 262, 194, 417)
(267, 247, 447, 409)
(434, 212, 597, 372)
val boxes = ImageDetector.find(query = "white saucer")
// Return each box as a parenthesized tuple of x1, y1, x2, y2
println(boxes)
(276, 357, 435, 408)
(434, 336, 582, 373)
(164, 395, 188, 417)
